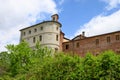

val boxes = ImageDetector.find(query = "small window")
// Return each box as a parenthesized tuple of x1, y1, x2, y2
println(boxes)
(116, 35, 120, 40)
(53, 17, 55, 21)
(33, 37, 35, 43)
(96, 39, 99, 45)
(55, 48, 58, 52)
(107, 36, 110, 43)
(76, 42, 79, 48)
(34, 28, 37, 32)
(56, 27, 58, 30)
(118, 51, 120, 53)
(39, 35, 42, 41)
(66, 45, 69, 49)
(56, 35, 58, 41)
(23, 32, 26, 36)
(40, 26, 43, 30)
(29, 30, 31, 34)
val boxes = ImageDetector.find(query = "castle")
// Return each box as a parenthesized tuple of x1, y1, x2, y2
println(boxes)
(20, 14, 120, 56)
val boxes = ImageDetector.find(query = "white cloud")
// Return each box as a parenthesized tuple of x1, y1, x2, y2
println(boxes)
(75, 10, 120, 37)
(101, 0, 120, 10)
(0, 0, 58, 52)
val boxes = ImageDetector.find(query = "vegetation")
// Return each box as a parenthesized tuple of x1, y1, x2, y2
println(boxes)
(0, 41, 120, 80)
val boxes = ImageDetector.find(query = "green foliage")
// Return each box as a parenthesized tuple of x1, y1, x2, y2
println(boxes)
(0, 41, 120, 79)
(37, 53, 81, 80)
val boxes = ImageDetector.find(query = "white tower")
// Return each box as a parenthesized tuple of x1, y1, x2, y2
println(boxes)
(20, 14, 61, 51)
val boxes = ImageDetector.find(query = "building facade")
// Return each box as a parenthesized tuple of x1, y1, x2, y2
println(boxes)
(63, 31, 120, 56)
(20, 14, 120, 56)
(20, 14, 62, 51)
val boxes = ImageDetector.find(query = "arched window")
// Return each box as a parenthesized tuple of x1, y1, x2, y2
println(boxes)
(56, 27, 58, 30)
(29, 30, 31, 34)
(40, 26, 43, 30)
(34, 28, 37, 32)
(96, 39, 99, 45)
(33, 37, 35, 43)
(66, 44, 69, 50)
(116, 35, 120, 40)
(56, 35, 58, 41)
(76, 42, 79, 48)
(23, 32, 26, 36)
(55, 48, 58, 52)
(107, 36, 110, 43)
(39, 35, 42, 41)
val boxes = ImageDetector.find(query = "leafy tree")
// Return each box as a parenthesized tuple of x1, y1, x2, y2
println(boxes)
(97, 51, 120, 79)
(35, 53, 82, 80)
(5, 41, 32, 77)
(0, 40, 120, 80)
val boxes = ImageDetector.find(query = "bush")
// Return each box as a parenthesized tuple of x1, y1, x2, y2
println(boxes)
(0, 41, 120, 79)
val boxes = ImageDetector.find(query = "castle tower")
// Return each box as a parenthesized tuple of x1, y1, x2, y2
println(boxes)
(51, 14, 59, 21)
(20, 14, 62, 51)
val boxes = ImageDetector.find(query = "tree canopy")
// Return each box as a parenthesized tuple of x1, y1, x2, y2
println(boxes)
(0, 41, 120, 80)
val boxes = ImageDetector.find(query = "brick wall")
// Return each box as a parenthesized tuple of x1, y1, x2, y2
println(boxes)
(62, 31, 120, 57)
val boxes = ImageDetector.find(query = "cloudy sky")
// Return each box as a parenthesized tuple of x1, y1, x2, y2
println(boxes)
(0, 0, 120, 52)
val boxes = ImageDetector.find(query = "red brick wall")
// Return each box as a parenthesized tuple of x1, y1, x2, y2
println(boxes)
(62, 31, 120, 57)
(59, 31, 64, 51)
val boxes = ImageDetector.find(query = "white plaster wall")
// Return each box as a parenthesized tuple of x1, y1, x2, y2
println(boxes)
(20, 21, 61, 50)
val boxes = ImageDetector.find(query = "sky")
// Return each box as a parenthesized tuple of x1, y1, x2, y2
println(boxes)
(0, 0, 120, 52)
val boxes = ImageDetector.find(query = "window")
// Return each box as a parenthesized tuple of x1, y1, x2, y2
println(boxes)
(116, 35, 120, 40)
(39, 35, 42, 41)
(56, 27, 58, 30)
(56, 35, 58, 41)
(66, 44, 69, 49)
(76, 42, 79, 48)
(29, 30, 31, 34)
(53, 17, 55, 21)
(34, 28, 37, 32)
(117, 51, 120, 53)
(40, 26, 43, 30)
(96, 39, 99, 45)
(33, 37, 35, 43)
(55, 48, 58, 51)
(107, 36, 110, 43)
(23, 32, 26, 36)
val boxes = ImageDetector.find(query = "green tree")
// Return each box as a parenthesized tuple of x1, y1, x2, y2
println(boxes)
(6, 41, 32, 77)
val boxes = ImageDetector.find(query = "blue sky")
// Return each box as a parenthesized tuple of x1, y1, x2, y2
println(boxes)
(56, 0, 120, 38)
(0, 0, 120, 52)
(57, 0, 106, 37)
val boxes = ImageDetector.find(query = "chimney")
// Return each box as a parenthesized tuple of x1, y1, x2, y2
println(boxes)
(82, 31, 85, 36)
(51, 14, 59, 21)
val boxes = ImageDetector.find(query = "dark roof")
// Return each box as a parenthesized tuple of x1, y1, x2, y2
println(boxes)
(87, 30, 120, 38)
(51, 14, 59, 19)
(20, 21, 62, 31)
(63, 30, 120, 43)
(64, 37, 70, 40)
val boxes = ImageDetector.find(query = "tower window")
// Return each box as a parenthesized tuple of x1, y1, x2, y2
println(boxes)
(34, 28, 37, 32)
(29, 30, 31, 34)
(56, 27, 58, 30)
(23, 32, 26, 36)
(33, 37, 35, 43)
(66, 45, 69, 50)
(40, 26, 43, 30)
(116, 35, 120, 40)
(107, 36, 110, 43)
(76, 42, 79, 48)
(55, 48, 58, 52)
(39, 35, 42, 41)
(53, 17, 55, 21)
(56, 35, 58, 41)
(96, 39, 99, 45)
